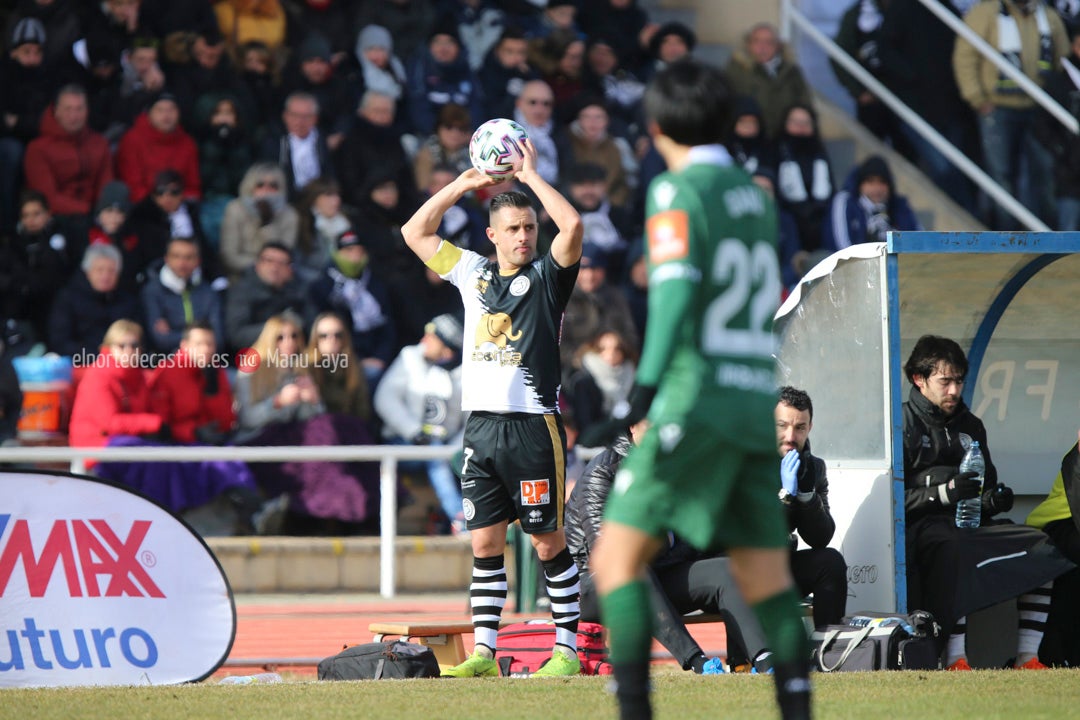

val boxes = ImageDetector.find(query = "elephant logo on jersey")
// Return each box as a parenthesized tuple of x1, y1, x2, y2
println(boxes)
(472, 313, 524, 365)
(475, 313, 522, 348)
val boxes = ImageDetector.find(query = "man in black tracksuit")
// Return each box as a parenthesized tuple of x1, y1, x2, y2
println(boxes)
(901, 334, 1073, 669)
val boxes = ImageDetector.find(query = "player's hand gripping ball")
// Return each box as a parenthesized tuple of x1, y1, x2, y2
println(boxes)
(469, 118, 529, 179)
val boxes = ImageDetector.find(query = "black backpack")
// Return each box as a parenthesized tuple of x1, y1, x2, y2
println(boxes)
(318, 641, 441, 680)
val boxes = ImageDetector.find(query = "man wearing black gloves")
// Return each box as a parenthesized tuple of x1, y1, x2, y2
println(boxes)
(902, 335, 1074, 670)
(775, 387, 848, 630)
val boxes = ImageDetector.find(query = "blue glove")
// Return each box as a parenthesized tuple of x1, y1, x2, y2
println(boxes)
(781, 449, 800, 495)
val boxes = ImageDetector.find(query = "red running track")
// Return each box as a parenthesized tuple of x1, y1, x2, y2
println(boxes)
(220, 595, 729, 678)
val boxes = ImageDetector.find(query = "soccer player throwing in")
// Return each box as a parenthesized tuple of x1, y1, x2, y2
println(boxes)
(401, 137, 585, 677)
(590, 60, 812, 719)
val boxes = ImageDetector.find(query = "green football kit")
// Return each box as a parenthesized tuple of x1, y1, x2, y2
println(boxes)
(604, 145, 788, 551)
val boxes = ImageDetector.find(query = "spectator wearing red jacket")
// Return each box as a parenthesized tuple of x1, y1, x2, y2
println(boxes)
(115, 92, 201, 203)
(23, 85, 114, 239)
(149, 322, 235, 444)
(68, 319, 164, 456)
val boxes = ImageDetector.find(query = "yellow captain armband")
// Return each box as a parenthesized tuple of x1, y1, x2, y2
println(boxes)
(425, 240, 463, 276)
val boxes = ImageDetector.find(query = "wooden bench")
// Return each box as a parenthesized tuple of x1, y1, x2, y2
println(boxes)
(371, 606, 812, 670)
(369, 621, 478, 669)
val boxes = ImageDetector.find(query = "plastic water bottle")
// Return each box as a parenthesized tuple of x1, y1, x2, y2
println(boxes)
(218, 672, 283, 685)
(955, 442, 985, 529)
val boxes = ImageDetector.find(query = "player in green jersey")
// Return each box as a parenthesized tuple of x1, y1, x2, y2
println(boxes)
(590, 60, 812, 720)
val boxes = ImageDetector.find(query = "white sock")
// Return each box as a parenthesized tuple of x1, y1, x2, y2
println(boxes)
(946, 617, 967, 666)
(1016, 582, 1052, 665)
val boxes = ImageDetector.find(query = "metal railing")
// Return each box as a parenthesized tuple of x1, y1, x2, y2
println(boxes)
(917, 0, 1078, 135)
(0, 443, 456, 599)
(779, 0, 1077, 232)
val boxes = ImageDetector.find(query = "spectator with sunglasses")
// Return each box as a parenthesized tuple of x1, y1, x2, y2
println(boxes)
(121, 168, 219, 292)
(511, 79, 563, 185)
(219, 162, 300, 282)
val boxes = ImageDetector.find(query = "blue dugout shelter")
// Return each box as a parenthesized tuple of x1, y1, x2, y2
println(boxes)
(774, 232, 1080, 613)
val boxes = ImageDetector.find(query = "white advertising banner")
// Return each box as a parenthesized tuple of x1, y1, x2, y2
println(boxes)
(0, 471, 235, 687)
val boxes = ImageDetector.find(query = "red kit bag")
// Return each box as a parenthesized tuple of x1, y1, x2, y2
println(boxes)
(495, 620, 611, 675)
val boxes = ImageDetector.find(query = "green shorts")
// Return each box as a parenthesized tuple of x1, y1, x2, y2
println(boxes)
(603, 420, 789, 552)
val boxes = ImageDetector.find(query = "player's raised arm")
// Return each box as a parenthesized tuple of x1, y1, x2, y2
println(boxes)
(402, 168, 498, 263)
(514, 138, 583, 268)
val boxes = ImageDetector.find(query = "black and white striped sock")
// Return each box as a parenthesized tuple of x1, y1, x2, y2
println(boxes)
(1017, 582, 1053, 664)
(542, 548, 581, 652)
(470, 555, 507, 655)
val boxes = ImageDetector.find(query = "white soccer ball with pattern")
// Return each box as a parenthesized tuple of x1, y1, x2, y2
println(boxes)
(469, 118, 529, 179)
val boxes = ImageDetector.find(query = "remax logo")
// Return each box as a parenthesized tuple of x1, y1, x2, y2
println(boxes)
(0, 515, 164, 599)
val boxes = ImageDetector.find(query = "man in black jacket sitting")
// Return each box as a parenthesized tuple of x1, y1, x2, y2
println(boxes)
(774, 386, 848, 630)
(902, 335, 1073, 670)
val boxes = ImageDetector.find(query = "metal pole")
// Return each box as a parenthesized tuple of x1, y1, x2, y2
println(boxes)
(787, 8, 1051, 232)
(379, 456, 398, 598)
(918, 0, 1078, 135)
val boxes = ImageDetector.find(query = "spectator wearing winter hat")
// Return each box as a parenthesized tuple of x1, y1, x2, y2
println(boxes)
(821, 154, 921, 252)
(479, 26, 539, 120)
(260, 91, 335, 200)
(279, 32, 354, 152)
(642, 21, 695, 81)
(726, 94, 775, 177)
(353, 24, 408, 108)
(559, 243, 639, 385)
(116, 91, 202, 204)
(406, 22, 484, 136)
(308, 228, 396, 387)
(0, 16, 56, 234)
(214, 0, 288, 65)
(4, 2, 81, 71)
(87, 180, 137, 269)
(220, 162, 300, 282)
(354, 0, 438, 66)
(23, 84, 114, 242)
(374, 311, 467, 535)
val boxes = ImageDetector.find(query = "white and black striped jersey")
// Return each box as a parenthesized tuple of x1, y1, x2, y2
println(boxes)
(426, 241, 578, 413)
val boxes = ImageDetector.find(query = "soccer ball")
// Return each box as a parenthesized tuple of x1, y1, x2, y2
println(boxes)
(469, 118, 529, 179)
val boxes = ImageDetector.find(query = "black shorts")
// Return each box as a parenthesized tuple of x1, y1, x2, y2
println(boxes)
(459, 411, 567, 534)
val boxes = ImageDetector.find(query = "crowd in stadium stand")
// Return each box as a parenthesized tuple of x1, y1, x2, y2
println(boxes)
(1, 0, 1078, 537)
